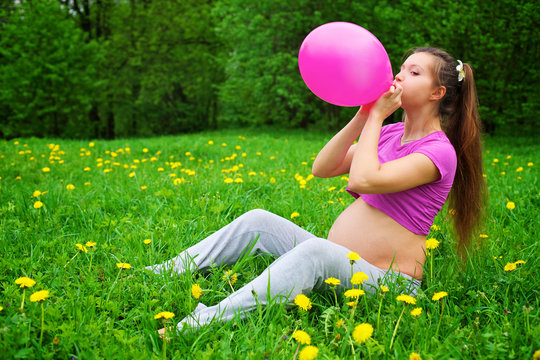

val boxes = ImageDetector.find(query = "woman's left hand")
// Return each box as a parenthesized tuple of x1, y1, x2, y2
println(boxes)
(369, 82, 403, 121)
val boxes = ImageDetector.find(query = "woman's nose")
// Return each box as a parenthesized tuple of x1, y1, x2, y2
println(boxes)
(395, 72, 403, 82)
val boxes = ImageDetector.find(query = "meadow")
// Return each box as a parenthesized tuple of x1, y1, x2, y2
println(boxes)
(0, 128, 538, 359)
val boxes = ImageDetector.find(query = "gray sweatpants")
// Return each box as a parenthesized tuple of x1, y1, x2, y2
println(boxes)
(146, 209, 421, 331)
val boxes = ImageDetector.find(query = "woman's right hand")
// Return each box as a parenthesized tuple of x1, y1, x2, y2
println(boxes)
(368, 82, 403, 121)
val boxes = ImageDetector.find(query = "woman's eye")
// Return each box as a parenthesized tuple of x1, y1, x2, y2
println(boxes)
(411, 71, 419, 75)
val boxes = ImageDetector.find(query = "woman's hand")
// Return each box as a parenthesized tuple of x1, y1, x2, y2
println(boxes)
(369, 82, 403, 121)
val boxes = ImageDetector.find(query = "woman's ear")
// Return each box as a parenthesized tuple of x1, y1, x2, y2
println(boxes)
(430, 86, 446, 101)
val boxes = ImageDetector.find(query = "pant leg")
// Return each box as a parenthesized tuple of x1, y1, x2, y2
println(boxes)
(177, 238, 421, 331)
(146, 209, 318, 276)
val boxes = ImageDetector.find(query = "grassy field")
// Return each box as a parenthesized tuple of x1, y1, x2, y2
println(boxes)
(0, 128, 538, 359)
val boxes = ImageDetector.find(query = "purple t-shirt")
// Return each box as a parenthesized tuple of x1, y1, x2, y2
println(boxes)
(347, 122, 457, 235)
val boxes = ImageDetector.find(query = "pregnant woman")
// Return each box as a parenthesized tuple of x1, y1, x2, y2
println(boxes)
(147, 47, 486, 334)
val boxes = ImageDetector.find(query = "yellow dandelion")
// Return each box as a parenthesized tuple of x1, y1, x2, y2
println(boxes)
(528, 162, 534, 167)
(432, 291, 448, 301)
(506, 201, 515, 210)
(154, 311, 175, 320)
(30, 290, 50, 302)
(191, 284, 202, 299)
(75, 243, 88, 253)
(33, 201, 43, 209)
(380, 285, 389, 293)
(290, 212, 300, 219)
(224, 178, 233, 184)
(234, 178, 243, 183)
(222, 270, 238, 285)
(344, 289, 365, 299)
(430, 224, 440, 231)
(144, 239, 152, 244)
(294, 294, 312, 311)
(352, 323, 373, 344)
(85, 241, 96, 248)
(298, 345, 319, 360)
(504, 262, 517, 271)
(42, 167, 50, 172)
(336, 319, 345, 328)
(410, 307, 422, 317)
(33, 190, 42, 197)
(479, 234, 488, 238)
(84, 167, 91, 172)
(351, 272, 368, 285)
(116, 263, 131, 269)
(516, 166, 523, 172)
(347, 252, 360, 261)
(65, 184, 75, 190)
(514, 260, 526, 265)
(129, 172, 135, 178)
(270, 177, 276, 183)
(533, 349, 540, 360)
(346, 301, 357, 307)
(425, 238, 440, 249)
(15, 277, 36, 288)
(292, 330, 311, 345)
(324, 277, 340, 286)
(409, 352, 422, 360)
(396, 294, 416, 305)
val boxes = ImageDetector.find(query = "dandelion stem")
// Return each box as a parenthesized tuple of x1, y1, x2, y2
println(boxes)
(389, 305, 406, 350)
(333, 287, 338, 308)
(411, 318, 418, 350)
(64, 252, 79, 268)
(430, 251, 433, 287)
(348, 333, 356, 360)
(162, 321, 167, 360)
(292, 343, 300, 360)
(39, 303, 44, 347)
(376, 296, 383, 332)
(88, 252, 94, 272)
(20, 289, 26, 311)
(435, 300, 445, 337)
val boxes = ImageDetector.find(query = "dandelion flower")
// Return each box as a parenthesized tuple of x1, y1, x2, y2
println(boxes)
(425, 238, 440, 249)
(15, 277, 36, 288)
(191, 284, 202, 299)
(299, 345, 319, 360)
(352, 323, 373, 344)
(410, 307, 422, 317)
(66, 184, 75, 190)
(234, 178, 243, 183)
(85, 241, 96, 248)
(516, 167, 523, 172)
(292, 330, 311, 345)
(76, 243, 88, 253)
(514, 260, 526, 265)
(144, 239, 152, 244)
(116, 263, 131, 269)
(324, 277, 340, 286)
(33, 190, 42, 197)
(533, 349, 540, 360)
(222, 270, 238, 285)
(480, 234, 488, 238)
(224, 178, 233, 184)
(347, 252, 360, 261)
(154, 311, 175, 320)
(432, 291, 448, 301)
(336, 319, 344, 328)
(409, 352, 422, 360)
(396, 294, 416, 305)
(140, 186, 147, 190)
(430, 224, 440, 231)
(344, 289, 365, 299)
(33, 201, 43, 209)
(504, 262, 517, 271)
(528, 162, 534, 167)
(30, 290, 50, 302)
(506, 201, 515, 210)
(42, 167, 50, 172)
(380, 285, 389, 293)
(294, 294, 312, 311)
(290, 212, 300, 219)
(346, 301, 357, 307)
(351, 272, 368, 285)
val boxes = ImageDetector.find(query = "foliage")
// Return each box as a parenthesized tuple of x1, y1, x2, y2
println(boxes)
(0, 0, 538, 138)
(0, 130, 538, 358)
(0, 0, 100, 138)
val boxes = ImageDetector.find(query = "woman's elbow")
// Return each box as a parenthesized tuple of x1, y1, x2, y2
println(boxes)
(311, 163, 330, 178)
(347, 176, 374, 194)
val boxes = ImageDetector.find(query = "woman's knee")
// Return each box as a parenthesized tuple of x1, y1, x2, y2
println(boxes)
(236, 209, 278, 229)
(294, 238, 333, 257)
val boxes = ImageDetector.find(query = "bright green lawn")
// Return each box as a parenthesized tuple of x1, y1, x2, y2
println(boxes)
(0, 128, 538, 359)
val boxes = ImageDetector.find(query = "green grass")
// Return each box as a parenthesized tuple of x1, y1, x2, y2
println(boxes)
(0, 128, 538, 359)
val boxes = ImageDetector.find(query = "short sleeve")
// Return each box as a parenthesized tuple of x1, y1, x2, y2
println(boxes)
(413, 138, 457, 185)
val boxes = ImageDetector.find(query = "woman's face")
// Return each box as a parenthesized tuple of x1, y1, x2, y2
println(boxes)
(395, 52, 442, 110)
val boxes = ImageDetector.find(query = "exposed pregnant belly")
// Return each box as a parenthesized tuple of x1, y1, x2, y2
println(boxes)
(327, 197, 426, 280)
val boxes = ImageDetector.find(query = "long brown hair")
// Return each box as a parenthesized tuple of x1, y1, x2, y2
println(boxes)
(411, 47, 487, 257)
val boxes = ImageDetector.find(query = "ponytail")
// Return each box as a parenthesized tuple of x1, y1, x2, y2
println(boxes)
(412, 48, 487, 258)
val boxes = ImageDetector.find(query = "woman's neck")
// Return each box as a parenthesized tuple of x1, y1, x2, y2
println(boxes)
(401, 107, 442, 143)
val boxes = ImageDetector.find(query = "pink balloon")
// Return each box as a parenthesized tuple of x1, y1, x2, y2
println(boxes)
(298, 22, 393, 107)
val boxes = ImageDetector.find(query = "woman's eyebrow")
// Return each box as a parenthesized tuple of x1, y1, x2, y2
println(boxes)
(401, 63, 425, 72)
